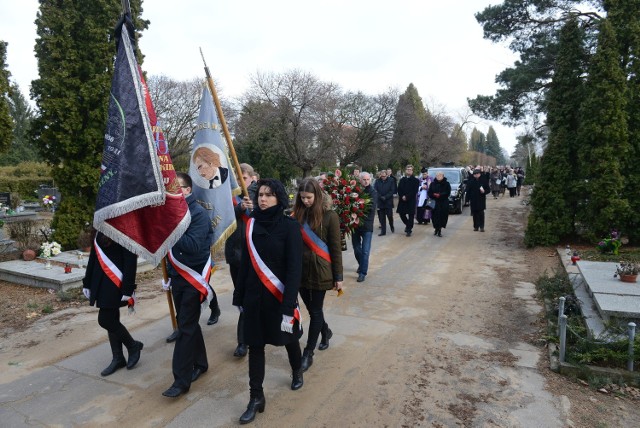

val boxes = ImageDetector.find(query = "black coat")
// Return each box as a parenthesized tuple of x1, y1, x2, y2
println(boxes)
(396, 175, 420, 215)
(233, 208, 303, 346)
(466, 176, 488, 212)
(428, 178, 451, 229)
(374, 177, 396, 209)
(167, 194, 214, 277)
(82, 233, 138, 309)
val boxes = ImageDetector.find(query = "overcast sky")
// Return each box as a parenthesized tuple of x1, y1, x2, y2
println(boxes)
(1, 0, 522, 154)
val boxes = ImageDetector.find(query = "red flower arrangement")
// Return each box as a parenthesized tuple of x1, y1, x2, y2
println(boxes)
(322, 169, 373, 237)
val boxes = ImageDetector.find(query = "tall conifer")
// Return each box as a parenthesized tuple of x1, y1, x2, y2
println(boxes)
(0, 41, 12, 153)
(525, 18, 587, 246)
(577, 18, 629, 239)
(30, 1, 147, 247)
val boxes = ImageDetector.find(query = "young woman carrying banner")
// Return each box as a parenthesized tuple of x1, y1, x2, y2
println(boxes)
(232, 178, 304, 425)
(82, 231, 143, 377)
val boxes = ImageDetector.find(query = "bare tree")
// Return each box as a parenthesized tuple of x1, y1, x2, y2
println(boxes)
(146, 75, 201, 169)
(242, 69, 341, 177)
(319, 89, 398, 169)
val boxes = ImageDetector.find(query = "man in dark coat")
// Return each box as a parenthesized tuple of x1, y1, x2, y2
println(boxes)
(353, 172, 377, 282)
(374, 169, 396, 235)
(396, 165, 420, 237)
(162, 172, 214, 398)
(467, 169, 489, 232)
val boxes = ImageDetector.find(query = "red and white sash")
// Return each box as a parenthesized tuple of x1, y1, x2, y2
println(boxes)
(167, 249, 213, 303)
(94, 237, 135, 309)
(246, 218, 301, 328)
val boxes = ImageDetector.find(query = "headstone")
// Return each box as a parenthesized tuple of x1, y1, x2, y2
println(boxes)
(0, 192, 10, 207)
(36, 186, 61, 206)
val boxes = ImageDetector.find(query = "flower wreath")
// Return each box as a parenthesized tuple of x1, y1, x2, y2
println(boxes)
(322, 169, 373, 237)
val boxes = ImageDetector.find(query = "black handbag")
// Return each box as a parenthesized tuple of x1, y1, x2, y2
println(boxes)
(426, 198, 436, 210)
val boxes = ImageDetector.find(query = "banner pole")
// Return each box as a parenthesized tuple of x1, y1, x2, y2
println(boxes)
(161, 259, 177, 330)
(199, 48, 248, 198)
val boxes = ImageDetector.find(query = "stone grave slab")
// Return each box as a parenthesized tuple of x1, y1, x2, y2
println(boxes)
(0, 251, 155, 292)
(577, 260, 640, 321)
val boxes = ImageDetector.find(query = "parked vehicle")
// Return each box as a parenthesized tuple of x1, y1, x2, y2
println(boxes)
(427, 166, 469, 214)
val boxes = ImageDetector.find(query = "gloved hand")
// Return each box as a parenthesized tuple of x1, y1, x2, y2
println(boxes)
(161, 278, 171, 291)
(434, 193, 440, 198)
(122, 295, 131, 302)
(82, 288, 90, 300)
(280, 315, 294, 334)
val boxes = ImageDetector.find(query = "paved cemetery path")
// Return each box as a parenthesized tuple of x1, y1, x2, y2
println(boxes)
(1, 192, 640, 427)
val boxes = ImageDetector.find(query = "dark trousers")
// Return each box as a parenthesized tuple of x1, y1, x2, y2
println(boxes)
(248, 341, 302, 398)
(416, 206, 428, 223)
(377, 207, 394, 233)
(299, 288, 327, 351)
(229, 263, 245, 344)
(472, 209, 485, 230)
(171, 277, 208, 390)
(98, 307, 134, 356)
(399, 212, 415, 232)
(509, 187, 516, 197)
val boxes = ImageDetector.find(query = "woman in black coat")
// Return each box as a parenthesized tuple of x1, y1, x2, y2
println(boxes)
(233, 178, 304, 425)
(428, 172, 451, 237)
(82, 231, 143, 377)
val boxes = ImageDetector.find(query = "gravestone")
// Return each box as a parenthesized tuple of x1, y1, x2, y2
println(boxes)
(0, 192, 10, 207)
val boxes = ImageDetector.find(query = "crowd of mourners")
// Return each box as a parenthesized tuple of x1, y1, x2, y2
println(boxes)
(81, 162, 524, 425)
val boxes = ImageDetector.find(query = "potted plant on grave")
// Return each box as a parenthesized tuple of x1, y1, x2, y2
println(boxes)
(76, 222, 93, 253)
(613, 261, 640, 283)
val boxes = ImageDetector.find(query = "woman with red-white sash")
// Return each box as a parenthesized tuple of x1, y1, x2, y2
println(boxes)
(292, 178, 343, 373)
(82, 230, 143, 377)
(233, 178, 304, 425)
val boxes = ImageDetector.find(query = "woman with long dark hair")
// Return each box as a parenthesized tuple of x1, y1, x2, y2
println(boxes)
(292, 178, 343, 372)
(233, 178, 304, 425)
(82, 231, 143, 377)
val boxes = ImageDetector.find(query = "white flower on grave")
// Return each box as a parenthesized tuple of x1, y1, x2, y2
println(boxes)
(40, 241, 62, 258)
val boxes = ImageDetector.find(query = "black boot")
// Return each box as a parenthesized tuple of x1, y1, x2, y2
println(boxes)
(239, 396, 266, 425)
(301, 349, 314, 372)
(101, 333, 126, 376)
(126, 340, 144, 369)
(291, 368, 304, 390)
(234, 343, 248, 358)
(207, 302, 221, 325)
(318, 323, 333, 351)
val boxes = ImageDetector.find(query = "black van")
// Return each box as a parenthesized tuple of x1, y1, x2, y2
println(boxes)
(426, 167, 469, 214)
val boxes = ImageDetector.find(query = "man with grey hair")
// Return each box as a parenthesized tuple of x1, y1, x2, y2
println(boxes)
(352, 172, 377, 282)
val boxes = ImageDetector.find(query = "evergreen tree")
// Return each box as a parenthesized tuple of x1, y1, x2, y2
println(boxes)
(468, 127, 486, 153)
(0, 84, 38, 166)
(30, 1, 148, 248)
(390, 83, 427, 166)
(577, 18, 629, 239)
(0, 41, 12, 153)
(608, 0, 640, 242)
(525, 18, 587, 246)
(485, 126, 502, 161)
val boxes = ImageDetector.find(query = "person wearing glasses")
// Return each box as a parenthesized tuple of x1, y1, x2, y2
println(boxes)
(161, 172, 214, 398)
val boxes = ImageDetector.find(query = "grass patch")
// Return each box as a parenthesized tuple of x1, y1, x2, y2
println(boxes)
(41, 304, 53, 314)
(536, 270, 639, 371)
(577, 247, 640, 262)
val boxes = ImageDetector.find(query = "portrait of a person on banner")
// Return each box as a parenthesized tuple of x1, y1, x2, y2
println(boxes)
(191, 145, 229, 189)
